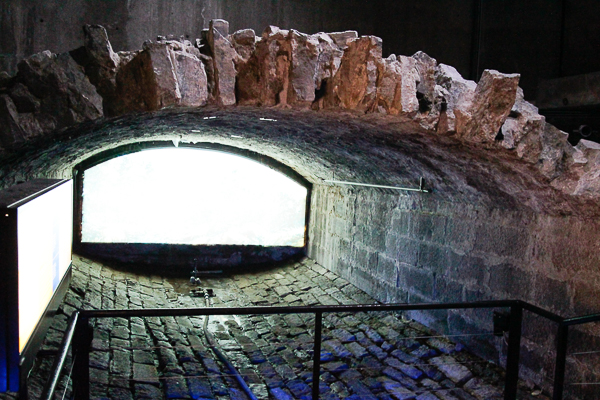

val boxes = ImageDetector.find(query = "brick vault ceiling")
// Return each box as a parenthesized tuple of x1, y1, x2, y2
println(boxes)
(0, 107, 597, 217)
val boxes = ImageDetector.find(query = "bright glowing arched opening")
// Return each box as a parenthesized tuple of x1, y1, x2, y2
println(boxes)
(81, 148, 307, 246)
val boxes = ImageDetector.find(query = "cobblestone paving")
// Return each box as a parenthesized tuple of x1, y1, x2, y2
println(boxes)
(27, 256, 548, 400)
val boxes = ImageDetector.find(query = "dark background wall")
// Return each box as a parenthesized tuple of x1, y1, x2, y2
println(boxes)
(1, 0, 599, 100)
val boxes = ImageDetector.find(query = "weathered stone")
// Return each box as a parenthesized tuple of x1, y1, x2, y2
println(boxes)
(327, 36, 382, 111)
(207, 19, 237, 106)
(381, 378, 416, 400)
(0, 95, 25, 149)
(0, 71, 13, 88)
(434, 63, 476, 134)
(133, 363, 159, 385)
(163, 375, 190, 398)
(231, 29, 257, 61)
(510, 98, 569, 178)
(83, 24, 120, 70)
(246, 25, 292, 107)
(17, 51, 103, 127)
(8, 83, 40, 113)
(287, 30, 319, 106)
(501, 88, 543, 150)
(328, 31, 359, 48)
(81, 24, 120, 114)
(118, 50, 140, 65)
(377, 54, 419, 115)
(553, 139, 600, 197)
(429, 356, 473, 384)
(90, 350, 110, 370)
(173, 51, 208, 107)
(134, 383, 163, 399)
(463, 377, 502, 399)
(133, 350, 155, 365)
(538, 122, 570, 178)
(459, 69, 520, 143)
(310, 33, 345, 107)
(114, 42, 180, 113)
(412, 51, 437, 108)
(110, 349, 131, 376)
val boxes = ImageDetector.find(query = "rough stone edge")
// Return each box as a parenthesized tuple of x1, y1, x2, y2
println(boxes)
(0, 20, 594, 200)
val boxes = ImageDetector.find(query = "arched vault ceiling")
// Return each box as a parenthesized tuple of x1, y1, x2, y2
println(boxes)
(1, 107, 597, 217)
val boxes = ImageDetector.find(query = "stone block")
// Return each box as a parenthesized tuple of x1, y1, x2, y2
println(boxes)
(174, 51, 208, 107)
(231, 29, 257, 61)
(135, 383, 163, 399)
(534, 274, 570, 314)
(473, 223, 528, 259)
(428, 356, 472, 384)
(326, 36, 382, 111)
(399, 267, 435, 298)
(487, 263, 533, 298)
(381, 377, 417, 399)
(376, 254, 396, 280)
(114, 42, 180, 113)
(81, 24, 120, 113)
(434, 63, 477, 134)
(434, 278, 463, 303)
(0, 95, 26, 149)
(110, 349, 131, 376)
(377, 54, 419, 115)
(17, 50, 103, 127)
(90, 350, 110, 370)
(132, 363, 159, 385)
(9, 83, 40, 113)
(459, 69, 520, 143)
(286, 30, 320, 106)
(163, 375, 190, 399)
(416, 243, 448, 273)
(208, 19, 237, 105)
(446, 253, 485, 287)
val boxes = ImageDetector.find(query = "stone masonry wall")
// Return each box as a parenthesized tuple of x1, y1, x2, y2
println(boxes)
(308, 184, 600, 397)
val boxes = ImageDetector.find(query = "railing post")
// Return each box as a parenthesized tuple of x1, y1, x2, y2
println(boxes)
(312, 311, 323, 400)
(553, 323, 569, 400)
(40, 311, 79, 400)
(504, 304, 522, 400)
(72, 316, 91, 399)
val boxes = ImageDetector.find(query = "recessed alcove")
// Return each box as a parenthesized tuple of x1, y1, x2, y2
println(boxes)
(2, 107, 600, 398)
(72, 140, 311, 271)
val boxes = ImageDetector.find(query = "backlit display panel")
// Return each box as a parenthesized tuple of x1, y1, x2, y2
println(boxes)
(17, 181, 72, 352)
(82, 148, 307, 246)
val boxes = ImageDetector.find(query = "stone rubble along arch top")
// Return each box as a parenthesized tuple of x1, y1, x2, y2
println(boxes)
(0, 20, 595, 198)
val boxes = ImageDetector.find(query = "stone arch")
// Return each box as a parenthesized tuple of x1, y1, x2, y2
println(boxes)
(2, 19, 600, 392)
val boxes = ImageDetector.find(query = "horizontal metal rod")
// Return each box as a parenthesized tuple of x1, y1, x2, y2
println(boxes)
(80, 300, 520, 319)
(563, 312, 600, 326)
(519, 300, 564, 323)
(325, 178, 429, 193)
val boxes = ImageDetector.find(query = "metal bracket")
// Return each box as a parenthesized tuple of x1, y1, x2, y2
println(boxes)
(190, 288, 214, 298)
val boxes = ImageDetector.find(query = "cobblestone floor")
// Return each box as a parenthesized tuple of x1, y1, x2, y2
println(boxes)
(26, 255, 548, 400)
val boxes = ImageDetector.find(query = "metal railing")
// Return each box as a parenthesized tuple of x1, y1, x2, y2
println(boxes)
(553, 313, 600, 399)
(39, 299, 600, 400)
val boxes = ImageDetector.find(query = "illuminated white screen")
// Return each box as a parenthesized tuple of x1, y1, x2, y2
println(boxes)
(82, 148, 307, 246)
(17, 181, 73, 352)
